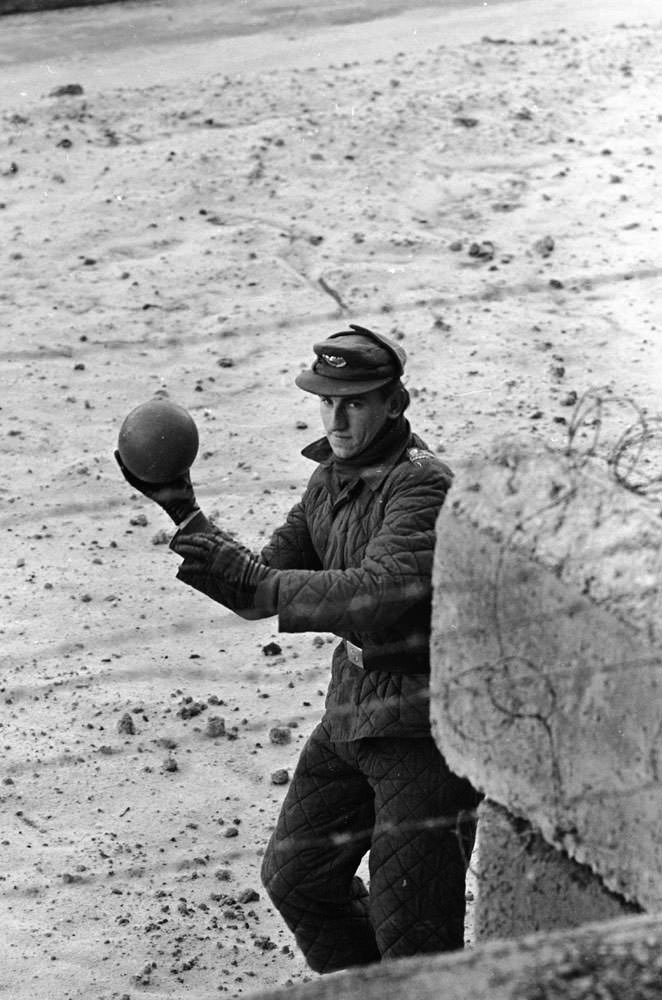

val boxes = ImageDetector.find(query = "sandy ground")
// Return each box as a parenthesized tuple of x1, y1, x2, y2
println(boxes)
(1, 0, 661, 997)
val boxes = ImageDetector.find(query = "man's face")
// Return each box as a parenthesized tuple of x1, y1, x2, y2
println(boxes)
(319, 388, 397, 459)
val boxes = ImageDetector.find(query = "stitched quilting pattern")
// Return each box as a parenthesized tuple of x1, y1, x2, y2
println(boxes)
(261, 728, 478, 973)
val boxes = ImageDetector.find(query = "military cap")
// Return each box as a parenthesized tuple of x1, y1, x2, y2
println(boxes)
(295, 324, 407, 396)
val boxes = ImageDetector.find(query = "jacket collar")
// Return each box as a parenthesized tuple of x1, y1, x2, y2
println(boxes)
(301, 420, 413, 493)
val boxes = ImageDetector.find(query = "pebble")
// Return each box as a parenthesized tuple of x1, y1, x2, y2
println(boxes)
(468, 240, 495, 261)
(49, 83, 84, 97)
(117, 713, 136, 735)
(178, 699, 206, 719)
(205, 716, 226, 738)
(238, 888, 260, 903)
(269, 727, 292, 745)
(534, 235, 555, 257)
(271, 769, 290, 785)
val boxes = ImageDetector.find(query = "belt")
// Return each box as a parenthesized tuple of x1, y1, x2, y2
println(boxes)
(345, 639, 364, 668)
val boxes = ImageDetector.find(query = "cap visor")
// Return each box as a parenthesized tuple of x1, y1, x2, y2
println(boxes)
(295, 371, 393, 396)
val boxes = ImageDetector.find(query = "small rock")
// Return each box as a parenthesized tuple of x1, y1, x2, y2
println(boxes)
(262, 642, 282, 656)
(50, 83, 84, 97)
(205, 716, 226, 738)
(449, 240, 463, 252)
(561, 390, 578, 407)
(151, 529, 170, 545)
(61, 871, 84, 885)
(468, 241, 495, 261)
(224, 826, 239, 838)
(534, 235, 555, 257)
(453, 116, 479, 128)
(130, 513, 148, 527)
(253, 935, 277, 951)
(238, 888, 260, 903)
(117, 713, 136, 735)
(178, 699, 206, 719)
(163, 755, 178, 772)
(269, 726, 292, 746)
(271, 769, 290, 785)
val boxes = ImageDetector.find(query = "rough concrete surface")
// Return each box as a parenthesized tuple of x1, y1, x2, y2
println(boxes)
(430, 434, 662, 910)
(473, 800, 637, 941)
(244, 912, 662, 1000)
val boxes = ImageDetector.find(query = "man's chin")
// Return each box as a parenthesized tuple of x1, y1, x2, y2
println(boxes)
(328, 438, 357, 459)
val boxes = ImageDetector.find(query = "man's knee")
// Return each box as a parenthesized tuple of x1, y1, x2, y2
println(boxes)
(260, 835, 283, 903)
(260, 831, 310, 913)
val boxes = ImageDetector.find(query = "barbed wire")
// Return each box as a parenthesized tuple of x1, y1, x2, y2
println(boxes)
(564, 386, 662, 501)
(4, 807, 482, 905)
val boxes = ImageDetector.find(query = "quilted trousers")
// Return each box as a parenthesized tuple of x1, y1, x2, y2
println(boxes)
(261, 724, 479, 974)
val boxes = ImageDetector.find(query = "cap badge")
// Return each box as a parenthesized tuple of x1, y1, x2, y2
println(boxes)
(321, 354, 347, 368)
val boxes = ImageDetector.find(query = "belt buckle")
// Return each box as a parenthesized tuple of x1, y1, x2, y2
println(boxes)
(345, 640, 364, 668)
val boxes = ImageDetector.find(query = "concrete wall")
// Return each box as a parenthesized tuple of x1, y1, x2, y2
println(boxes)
(244, 912, 662, 1000)
(429, 433, 662, 918)
(474, 800, 638, 940)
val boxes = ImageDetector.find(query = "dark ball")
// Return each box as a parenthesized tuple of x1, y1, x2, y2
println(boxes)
(117, 398, 199, 483)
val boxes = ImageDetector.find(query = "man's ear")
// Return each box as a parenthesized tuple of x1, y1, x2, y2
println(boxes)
(385, 393, 403, 419)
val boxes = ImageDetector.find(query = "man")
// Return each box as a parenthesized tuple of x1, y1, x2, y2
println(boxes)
(116, 324, 479, 974)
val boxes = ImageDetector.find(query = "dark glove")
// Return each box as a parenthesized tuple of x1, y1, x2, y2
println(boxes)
(115, 450, 199, 525)
(171, 530, 279, 617)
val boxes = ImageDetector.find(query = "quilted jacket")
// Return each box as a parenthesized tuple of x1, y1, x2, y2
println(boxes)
(257, 420, 453, 741)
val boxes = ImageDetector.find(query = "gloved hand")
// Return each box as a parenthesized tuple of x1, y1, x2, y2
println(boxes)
(115, 450, 199, 525)
(171, 530, 279, 617)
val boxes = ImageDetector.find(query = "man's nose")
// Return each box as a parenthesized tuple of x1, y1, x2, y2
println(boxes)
(329, 401, 348, 430)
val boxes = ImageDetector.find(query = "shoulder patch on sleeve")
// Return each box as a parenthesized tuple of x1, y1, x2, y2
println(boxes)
(407, 447, 438, 467)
